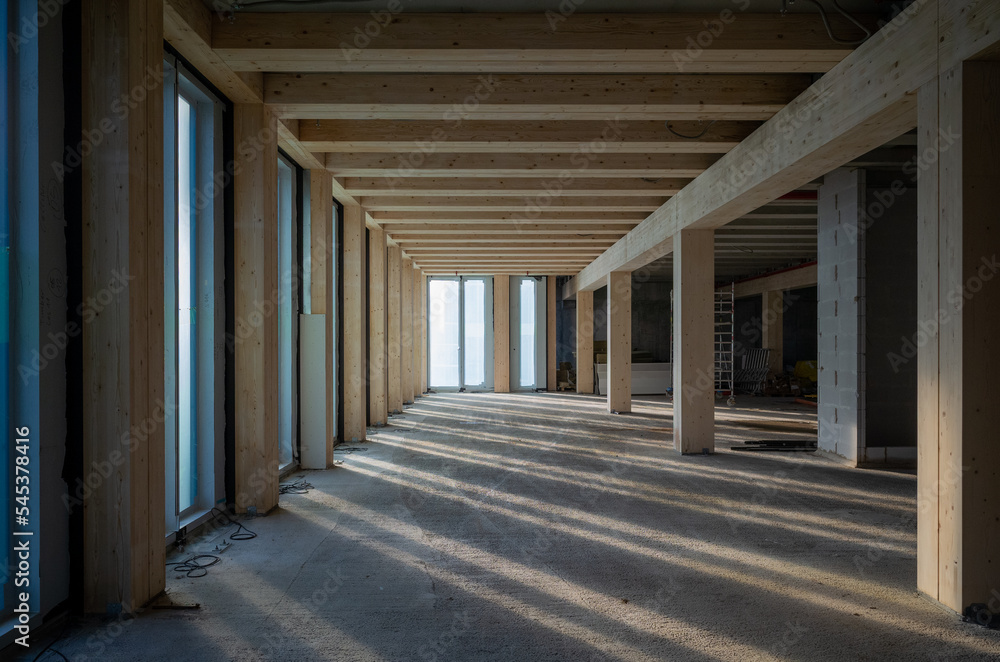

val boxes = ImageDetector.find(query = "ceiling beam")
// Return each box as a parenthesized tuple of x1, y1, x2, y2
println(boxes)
(360, 196, 667, 212)
(213, 12, 873, 74)
(382, 224, 635, 235)
(344, 177, 689, 197)
(300, 120, 755, 154)
(370, 211, 645, 223)
(266, 73, 811, 121)
(327, 152, 719, 178)
(566, 0, 992, 295)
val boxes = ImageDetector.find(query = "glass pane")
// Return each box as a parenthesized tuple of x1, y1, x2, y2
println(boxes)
(463, 279, 485, 387)
(429, 280, 460, 387)
(520, 279, 536, 388)
(278, 160, 295, 468)
(177, 97, 197, 511)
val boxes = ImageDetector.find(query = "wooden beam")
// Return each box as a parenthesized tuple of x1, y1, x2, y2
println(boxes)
(360, 196, 668, 212)
(309, 170, 336, 466)
(394, 235, 619, 244)
(301, 120, 754, 154)
(401, 258, 415, 405)
(917, 61, 1000, 614)
(494, 275, 510, 393)
(342, 203, 367, 441)
(345, 177, 690, 197)
(232, 104, 280, 512)
(82, 0, 166, 614)
(673, 230, 715, 454)
(369, 227, 388, 426)
(567, 0, 963, 294)
(373, 211, 644, 223)
(327, 152, 718, 178)
(732, 263, 817, 298)
(547, 277, 557, 391)
(213, 13, 871, 73)
(607, 272, 632, 413)
(268, 73, 810, 121)
(164, 0, 262, 103)
(414, 269, 426, 396)
(576, 290, 594, 394)
(277, 120, 324, 171)
(384, 223, 635, 235)
(387, 245, 403, 413)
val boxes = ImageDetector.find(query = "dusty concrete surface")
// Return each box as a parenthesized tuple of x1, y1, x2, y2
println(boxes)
(11, 393, 1000, 661)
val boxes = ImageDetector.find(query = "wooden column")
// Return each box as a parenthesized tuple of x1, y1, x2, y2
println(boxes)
(387, 245, 403, 413)
(401, 259, 414, 404)
(368, 227, 388, 426)
(342, 203, 366, 441)
(494, 275, 510, 393)
(310, 170, 335, 466)
(673, 230, 715, 454)
(607, 272, 632, 413)
(81, 0, 165, 613)
(232, 103, 280, 511)
(547, 276, 557, 391)
(413, 268, 425, 397)
(761, 290, 784, 374)
(576, 290, 594, 394)
(418, 272, 428, 394)
(917, 62, 1000, 614)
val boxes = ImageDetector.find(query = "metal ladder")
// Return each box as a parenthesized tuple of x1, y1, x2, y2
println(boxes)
(715, 284, 736, 407)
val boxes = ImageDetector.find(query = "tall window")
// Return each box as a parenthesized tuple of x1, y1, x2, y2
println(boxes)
(1, 0, 11, 612)
(510, 276, 547, 391)
(164, 58, 222, 533)
(428, 276, 493, 390)
(277, 156, 300, 471)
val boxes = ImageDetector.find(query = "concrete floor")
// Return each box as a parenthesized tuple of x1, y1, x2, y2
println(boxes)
(12, 392, 1000, 661)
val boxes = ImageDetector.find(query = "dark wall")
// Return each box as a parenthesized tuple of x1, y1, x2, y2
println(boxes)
(864, 176, 918, 447)
(784, 286, 818, 370)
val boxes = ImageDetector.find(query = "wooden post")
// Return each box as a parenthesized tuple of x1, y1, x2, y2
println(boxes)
(368, 227, 388, 425)
(494, 275, 510, 393)
(310, 170, 335, 466)
(761, 290, 784, 374)
(547, 276, 557, 391)
(401, 258, 414, 404)
(81, 0, 165, 613)
(413, 268, 425, 397)
(576, 290, 594, 394)
(232, 103, 280, 511)
(917, 62, 1000, 614)
(673, 230, 715, 454)
(387, 245, 403, 413)
(607, 272, 632, 412)
(418, 271, 428, 394)
(342, 203, 366, 441)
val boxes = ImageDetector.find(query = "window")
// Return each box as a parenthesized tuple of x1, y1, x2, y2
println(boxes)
(510, 277, 547, 391)
(277, 155, 300, 471)
(428, 276, 493, 390)
(163, 58, 223, 533)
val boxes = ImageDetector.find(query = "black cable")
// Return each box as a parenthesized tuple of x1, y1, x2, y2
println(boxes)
(34, 650, 70, 662)
(334, 446, 368, 454)
(166, 555, 221, 579)
(794, 0, 871, 45)
(210, 506, 257, 540)
(31, 617, 74, 662)
(279, 477, 314, 494)
(666, 120, 717, 140)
